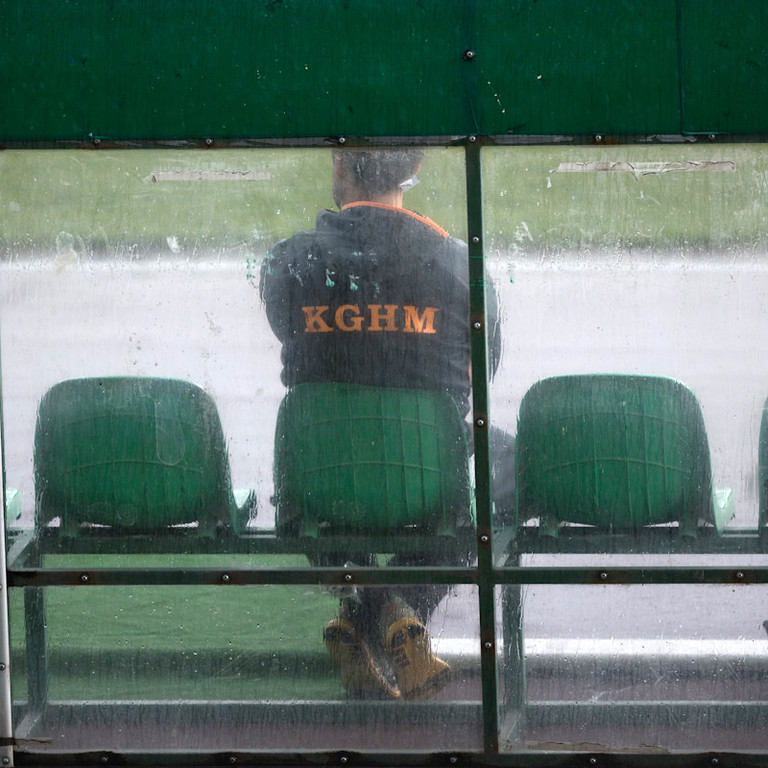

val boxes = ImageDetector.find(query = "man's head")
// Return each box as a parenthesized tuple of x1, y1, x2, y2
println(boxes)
(332, 148, 425, 208)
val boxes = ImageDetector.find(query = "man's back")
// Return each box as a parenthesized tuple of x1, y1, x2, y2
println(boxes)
(261, 201, 480, 418)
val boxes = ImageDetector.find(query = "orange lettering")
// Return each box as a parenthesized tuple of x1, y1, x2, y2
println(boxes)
(368, 304, 399, 331)
(335, 305, 364, 332)
(302, 306, 333, 333)
(403, 305, 438, 334)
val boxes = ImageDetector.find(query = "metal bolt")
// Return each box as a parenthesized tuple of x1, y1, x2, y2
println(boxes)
(711, 760, 719, 767)
(0, 663, 6, 671)
(338, 137, 347, 145)
(599, 571, 608, 581)
(468, 135, 477, 143)
(3, 758, 11, 765)
(449, 757, 458, 765)
(463, 49, 475, 61)
(100, 757, 109, 765)
(480, 535, 489, 544)
(709, 134, 717, 141)
(736, 571, 745, 580)
(229, 757, 238, 764)
(221, 573, 230, 583)
(344, 573, 353, 582)
(483, 641, 493, 650)
(205, 138, 214, 146)
(80, 574, 89, 583)
(340, 757, 348, 765)
(594, 134, 603, 143)
(589, 759, 598, 766)
(473, 321, 482, 330)
(475, 418, 485, 428)
(471, 236, 481, 245)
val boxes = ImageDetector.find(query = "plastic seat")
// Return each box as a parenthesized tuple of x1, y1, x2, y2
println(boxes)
(34, 376, 240, 539)
(514, 374, 732, 538)
(273, 382, 471, 542)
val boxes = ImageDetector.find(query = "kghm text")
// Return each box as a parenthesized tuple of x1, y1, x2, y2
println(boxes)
(302, 305, 439, 334)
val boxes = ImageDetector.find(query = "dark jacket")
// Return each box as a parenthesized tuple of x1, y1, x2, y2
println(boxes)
(261, 202, 500, 420)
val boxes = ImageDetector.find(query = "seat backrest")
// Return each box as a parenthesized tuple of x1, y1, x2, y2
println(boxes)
(515, 374, 725, 537)
(34, 377, 234, 537)
(273, 382, 470, 539)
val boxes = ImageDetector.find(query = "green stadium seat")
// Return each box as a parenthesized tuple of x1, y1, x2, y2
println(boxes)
(514, 374, 733, 539)
(273, 382, 471, 546)
(34, 376, 243, 539)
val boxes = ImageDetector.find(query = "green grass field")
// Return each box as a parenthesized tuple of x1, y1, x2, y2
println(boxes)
(9, 556, 345, 700)
(2, 144, 767, 257)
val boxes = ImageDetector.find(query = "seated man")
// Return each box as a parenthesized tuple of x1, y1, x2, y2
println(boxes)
(260, 148, 508, 699)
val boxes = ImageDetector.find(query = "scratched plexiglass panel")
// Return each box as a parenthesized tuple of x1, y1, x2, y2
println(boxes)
(483, 144, 768, 562)
(9, 584, 481, 752)
(1, 147, 474, 563)
(497, 583, 768, 753)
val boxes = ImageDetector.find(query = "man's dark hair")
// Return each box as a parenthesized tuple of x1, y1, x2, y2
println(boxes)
(334, 148, 425, 196)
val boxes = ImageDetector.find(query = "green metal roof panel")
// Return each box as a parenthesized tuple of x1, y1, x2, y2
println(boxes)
(471, 0, 681, 136)
(680, 0, 768, 134)
(0, 0, 469, 141)
(0, 0, 765, 140)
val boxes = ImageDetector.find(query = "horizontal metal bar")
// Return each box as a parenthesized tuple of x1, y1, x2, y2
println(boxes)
(3, 133, 768, 151)
(7, 565, 768, 588)
(6, 566, 479, 588)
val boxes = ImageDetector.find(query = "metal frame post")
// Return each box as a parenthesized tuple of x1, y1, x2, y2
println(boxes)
(0, 336, 15, 766)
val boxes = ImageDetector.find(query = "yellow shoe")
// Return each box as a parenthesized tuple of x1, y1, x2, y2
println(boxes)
(323, 618, 399, 700)
(385, 617, 451, 700)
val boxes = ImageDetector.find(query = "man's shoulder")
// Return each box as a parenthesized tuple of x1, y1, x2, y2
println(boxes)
(269, 228, 321, 258)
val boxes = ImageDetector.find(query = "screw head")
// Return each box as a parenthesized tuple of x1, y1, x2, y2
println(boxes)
(449, 757, 458, 765)
(480, 534, 489, 544)
(736, 571, 745, 580)
(483, 641, 493, 650)
(463, 49, 475, 61)
(594, 134, 603, 143)
(204, 138, 214, 146)
(475, 418, 485, 428)
(473, 321, 482, 330)
(344, 573, 353, 582)
(468, 135, 477, 143)
(221, 573, 231, 583)
(0, 663, 6, 671)
(80, 574, 89, 583)
(599, 571, 608, 581)
(338, 137, 347, 145)
(471, 236, 481, 244)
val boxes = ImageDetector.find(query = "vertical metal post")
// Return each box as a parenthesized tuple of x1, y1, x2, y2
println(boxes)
(0, 337, 15, 765)
(465, 138, 499, 755)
